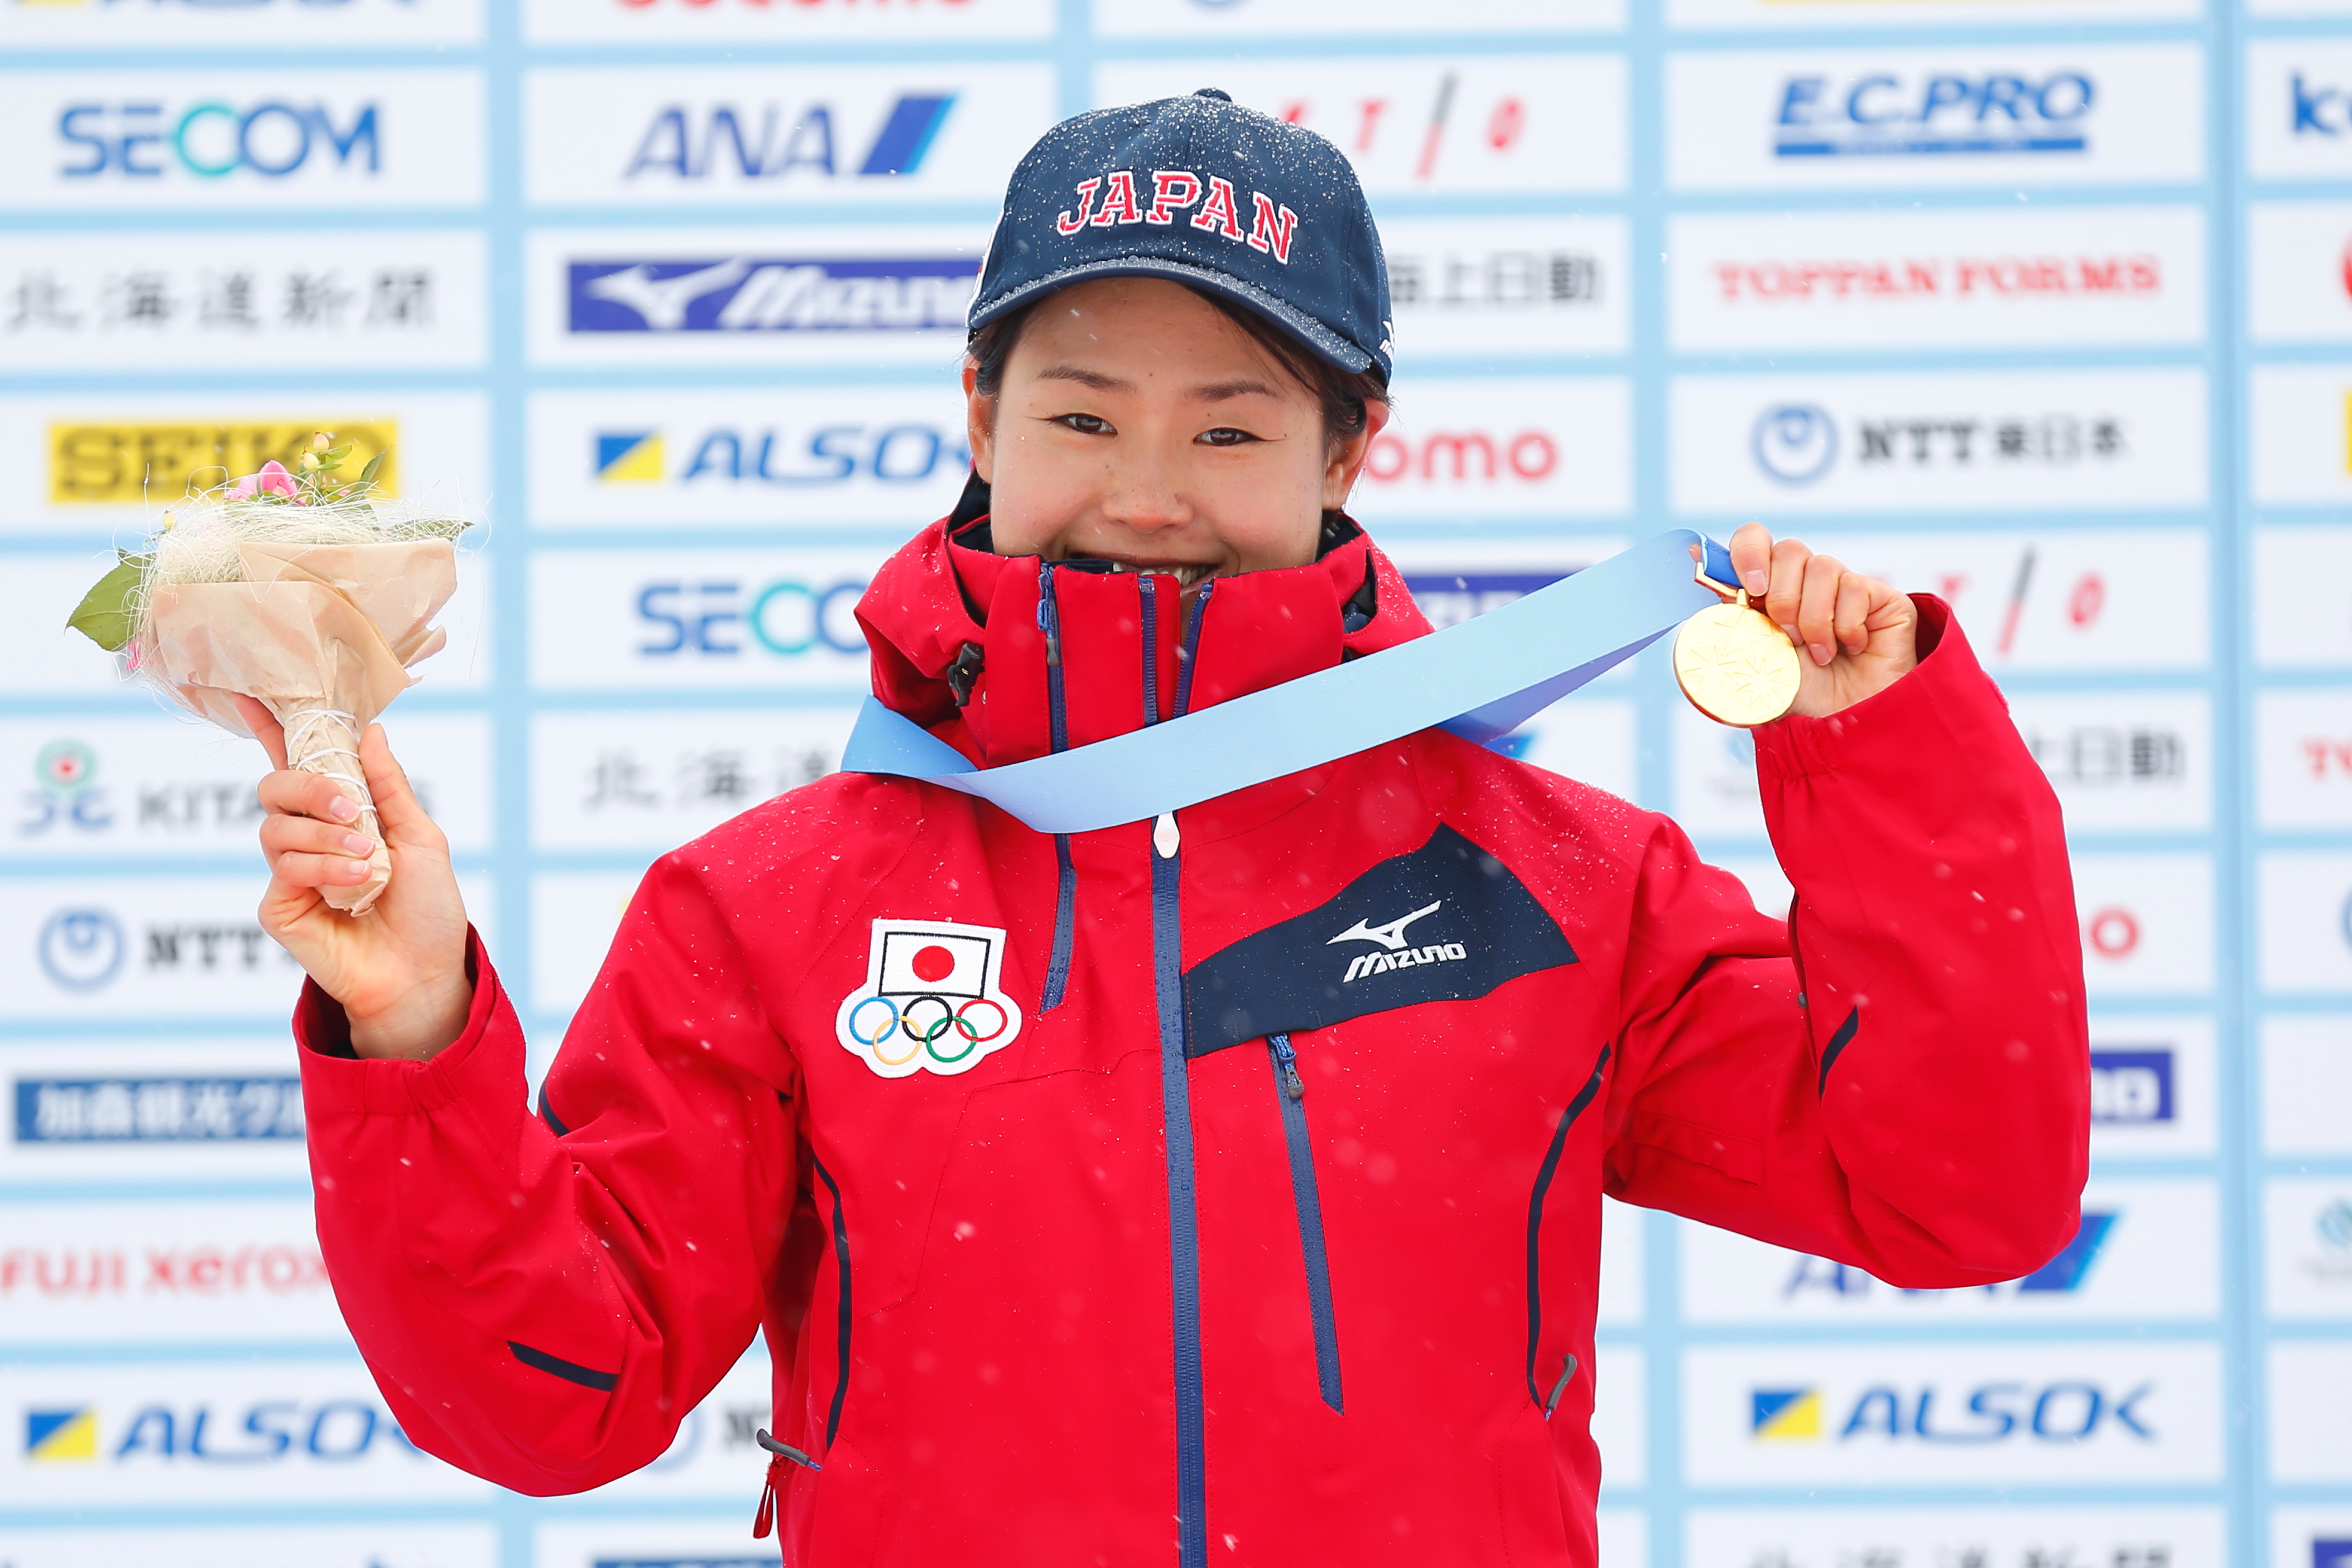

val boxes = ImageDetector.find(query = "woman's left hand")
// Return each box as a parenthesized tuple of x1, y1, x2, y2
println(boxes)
(1726, 521, 1919, 719)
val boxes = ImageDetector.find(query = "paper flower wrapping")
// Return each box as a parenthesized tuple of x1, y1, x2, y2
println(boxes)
(67, 440, 472, 916)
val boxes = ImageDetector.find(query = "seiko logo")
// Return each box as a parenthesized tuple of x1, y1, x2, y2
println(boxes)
(1328, 900, 1468, 983)
(1055, 169, 1300, 264)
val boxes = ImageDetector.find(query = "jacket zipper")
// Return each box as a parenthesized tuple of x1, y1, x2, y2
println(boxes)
(1265, 1031, 1342, 1412)
(1524, 1045, 1610, 1415)
(811, 1154, 853, 1448)
(1037, 562, 1076, 1012)
(1152, 580, 1214, 1568)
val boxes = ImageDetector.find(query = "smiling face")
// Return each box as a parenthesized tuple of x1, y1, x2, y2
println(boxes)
(966, 278, 1388, 585)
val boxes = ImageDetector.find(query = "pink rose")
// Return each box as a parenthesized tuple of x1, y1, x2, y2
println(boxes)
(226, 461, 298, 501)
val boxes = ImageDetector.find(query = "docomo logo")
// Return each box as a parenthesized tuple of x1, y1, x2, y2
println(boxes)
(1713, 253, 2160, 302)
(636, 579, 868, 658)
(60, 101, 380, 179)
(835, 918, 1024, 1078)
(1055, 170, 1300, 264)
(1359, 426, 1561, 486)
(1, 1245, 328, 1299)
(2084, 906, 2141, 960)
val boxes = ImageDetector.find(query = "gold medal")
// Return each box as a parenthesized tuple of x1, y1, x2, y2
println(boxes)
(1674, 568, 1802, 729)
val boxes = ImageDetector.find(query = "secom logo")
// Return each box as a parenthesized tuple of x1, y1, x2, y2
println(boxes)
(60, 100, 380, 179)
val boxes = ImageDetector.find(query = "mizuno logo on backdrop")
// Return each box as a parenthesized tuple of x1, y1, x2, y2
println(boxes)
(568, 256, 980, 333)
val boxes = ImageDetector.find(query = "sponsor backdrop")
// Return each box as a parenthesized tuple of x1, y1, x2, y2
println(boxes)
(1, 0, 2348, 1565)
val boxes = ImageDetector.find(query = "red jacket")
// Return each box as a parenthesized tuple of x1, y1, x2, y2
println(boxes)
(295, 512, 2088, 1568)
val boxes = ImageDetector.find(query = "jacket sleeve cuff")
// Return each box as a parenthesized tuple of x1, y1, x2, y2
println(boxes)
(294, 927, 513, 1117)
(1748, 595, 1984, 782)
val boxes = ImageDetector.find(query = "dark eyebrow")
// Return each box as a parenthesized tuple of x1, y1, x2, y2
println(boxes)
(1036, 364, 1133, 393)
(1193, 378, 1282, 403)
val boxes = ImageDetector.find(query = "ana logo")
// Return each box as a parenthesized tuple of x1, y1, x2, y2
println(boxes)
(2016, 1209, 2117, 1292)
(26, 1407, 97, 1463)
(1751, 1387, 1823, 1439)
(835, 918, 1023, 1078)
(569, 255, 979, 334)
(1328, 900, 1468, 984)
(628, 94, 956, 182)
(2316, 1540, 2352, 1568)
(1753, 403, 1838, 484)
(1775, 71, 2096, 160)
(1056, 169, 1300, 264)
(596, 431, 665, 483)
(37, 907, 124, 991)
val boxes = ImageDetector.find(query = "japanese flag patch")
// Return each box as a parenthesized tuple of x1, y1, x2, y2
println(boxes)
(835, 918, 1024, 1078)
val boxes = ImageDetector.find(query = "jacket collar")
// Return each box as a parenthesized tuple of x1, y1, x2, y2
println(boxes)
(854, 497, 1433, 839)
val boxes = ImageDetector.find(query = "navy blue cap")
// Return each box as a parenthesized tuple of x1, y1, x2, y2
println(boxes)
(970, 89, 1392, 382)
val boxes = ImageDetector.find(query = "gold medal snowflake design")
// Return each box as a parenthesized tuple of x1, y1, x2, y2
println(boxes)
(1674, 602, 1802, 728)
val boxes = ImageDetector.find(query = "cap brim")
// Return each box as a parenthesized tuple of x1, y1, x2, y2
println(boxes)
(969, 256, 1376, 377)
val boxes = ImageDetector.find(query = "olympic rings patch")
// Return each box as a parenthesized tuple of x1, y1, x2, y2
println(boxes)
(834, 918, 1023, 1079)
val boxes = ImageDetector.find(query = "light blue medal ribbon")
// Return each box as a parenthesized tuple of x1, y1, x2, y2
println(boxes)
(840, 529, 1735, 836)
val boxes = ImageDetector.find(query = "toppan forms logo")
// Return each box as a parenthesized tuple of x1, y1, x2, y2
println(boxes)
(627, 94, 956, 182)
(1775, 70, 2096, 159)
(1750, 1376, 2157, 1444)
(570, 256, 980, 334)
(835, 918, 1023, 1078)
(1328, 900, 1469, 984)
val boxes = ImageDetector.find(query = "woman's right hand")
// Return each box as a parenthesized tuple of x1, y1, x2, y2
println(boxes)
(240, 695, 474, 1062)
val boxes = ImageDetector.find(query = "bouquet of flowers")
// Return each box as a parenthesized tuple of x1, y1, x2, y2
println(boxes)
(65, 433, 472, 916)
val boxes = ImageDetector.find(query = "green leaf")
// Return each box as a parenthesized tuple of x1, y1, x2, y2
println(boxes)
(65, 559, 145, 652)
(358, 448, 388, 487)
(322, 444, 354, 463)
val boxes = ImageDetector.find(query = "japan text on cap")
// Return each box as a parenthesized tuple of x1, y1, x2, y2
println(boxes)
(970, 88, 1394, 382)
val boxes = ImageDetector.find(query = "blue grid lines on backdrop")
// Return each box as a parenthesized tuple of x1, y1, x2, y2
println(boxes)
(0, 2, 2348, 1567)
